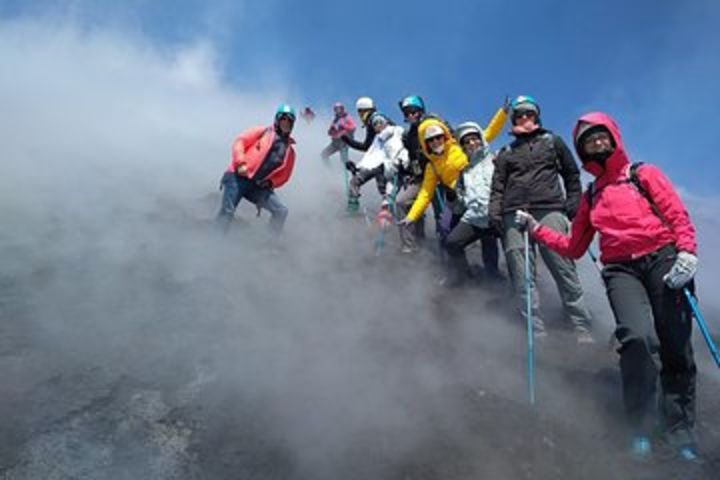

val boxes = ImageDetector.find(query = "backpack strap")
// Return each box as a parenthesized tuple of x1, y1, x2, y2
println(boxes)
(627, 162, 671, 228)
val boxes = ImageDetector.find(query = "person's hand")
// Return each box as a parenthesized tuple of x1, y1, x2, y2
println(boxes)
(345, 161, 358, 175)
(397, 217, 413, 227)
(663, 251, 698, 289)
(236, 163, 248, 177)
(515, 210, 538, 231)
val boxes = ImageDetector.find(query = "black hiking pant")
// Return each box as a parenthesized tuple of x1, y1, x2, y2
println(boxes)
(602, 244, 696, 442)
(445, 220, 500, 283)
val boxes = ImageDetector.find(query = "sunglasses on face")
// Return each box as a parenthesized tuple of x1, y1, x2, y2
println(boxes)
(278, 114, 295, 122)
(403, 108, 422, 117)
(427, 135, 445, 144)
(513, 110, 536, 120)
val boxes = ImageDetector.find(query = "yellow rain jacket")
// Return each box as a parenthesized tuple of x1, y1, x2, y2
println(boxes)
(406, 108, 506, 222)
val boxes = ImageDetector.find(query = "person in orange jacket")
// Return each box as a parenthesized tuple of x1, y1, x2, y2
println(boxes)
(215, 104, 297, 235)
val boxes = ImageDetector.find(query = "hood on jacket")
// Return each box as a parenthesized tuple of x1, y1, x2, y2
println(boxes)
(572, 112, 629, 180)
(418, 119, 457, 159)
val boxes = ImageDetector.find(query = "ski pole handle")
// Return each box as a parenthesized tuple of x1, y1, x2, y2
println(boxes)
(683, 288, 720, 368)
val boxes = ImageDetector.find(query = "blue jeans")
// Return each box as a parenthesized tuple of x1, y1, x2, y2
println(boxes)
(215, 172, 288, 235)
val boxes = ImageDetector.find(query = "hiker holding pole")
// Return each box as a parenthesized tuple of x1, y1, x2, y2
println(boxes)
(515, 111, 704, 462)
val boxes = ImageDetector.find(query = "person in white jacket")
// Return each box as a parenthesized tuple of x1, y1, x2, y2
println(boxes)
(443, 121, 503, 285)
(347, 112, 408, 206)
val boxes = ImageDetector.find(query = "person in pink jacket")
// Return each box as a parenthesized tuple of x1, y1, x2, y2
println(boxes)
(516, 112, 700, 461)
(321, 102, 356, 166)
(215, 104, 297, 235)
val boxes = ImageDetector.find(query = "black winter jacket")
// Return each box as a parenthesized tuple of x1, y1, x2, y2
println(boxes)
(489, 128, 581, 223)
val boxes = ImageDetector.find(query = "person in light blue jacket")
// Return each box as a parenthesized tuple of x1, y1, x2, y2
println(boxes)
(443, 121, 503, 285)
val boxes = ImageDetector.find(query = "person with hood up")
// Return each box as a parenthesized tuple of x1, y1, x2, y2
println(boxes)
(215, 104, 296, 235)
(398, 119, 468, 229)
(442, 121, 503, 285)
(489, 95, 593, 343)
(515, 112, 700, 461)
(321, 102, 356, 166)
(347, 112, 408, 209)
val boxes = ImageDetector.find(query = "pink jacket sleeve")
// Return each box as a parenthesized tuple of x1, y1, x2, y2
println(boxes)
(231, 126, 268, 171)
(532, 194, 596, 260)
(637, 165, 697, 254)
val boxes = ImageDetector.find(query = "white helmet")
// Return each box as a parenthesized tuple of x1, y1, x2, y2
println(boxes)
(455, 121, 485, 144)
(424, 124, 445, 140)
(355, 96, 375, 110)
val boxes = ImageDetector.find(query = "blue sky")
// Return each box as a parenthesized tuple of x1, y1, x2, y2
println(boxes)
(2, 0, 719, 193)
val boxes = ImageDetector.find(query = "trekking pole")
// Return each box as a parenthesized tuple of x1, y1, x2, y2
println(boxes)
(683, 288, 720, 368)
(524, 228, 535, 405)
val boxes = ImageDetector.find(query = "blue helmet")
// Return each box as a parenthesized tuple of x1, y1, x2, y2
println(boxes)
(275, 103, 296, 121)
(399, 95, 426, 112)
(510, 95, 540, 116)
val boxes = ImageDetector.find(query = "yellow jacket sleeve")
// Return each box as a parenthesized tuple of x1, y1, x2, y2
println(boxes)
(483, 107, 508, 144)
(407, 163, 438, 222)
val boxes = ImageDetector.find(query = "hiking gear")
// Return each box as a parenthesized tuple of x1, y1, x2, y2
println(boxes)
(524, 228, 535, 405)
(631, 436, 652, 459)
(346, 196, 359, 214)
(683, 288, 720, 368)
(489, 128, 582, 222)
(369, 112, 390, 127)
(227, 126, 296, 189)
(355, 96, 374, 110)
(216, 172, 289, 235)
(664, 251, 698, 289)
(601, 244, 696, 438)
(455, 121, 485, 145)
(504, 210, 592, 334)
(399, 95, 426, 112)
(424, 124, 445, 140)
(328, 111, 356, 139)
(275, 104, 296, 121)
(511, 95, 540, 117)
(515, 210, 537, 230)
(533, 114, 696, 264)
(345, 160, 358, 175)
(456, 149, 495, 228)
(349, 164, 387, 199)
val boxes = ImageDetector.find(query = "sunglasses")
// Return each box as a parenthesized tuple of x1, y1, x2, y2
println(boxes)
(513, 110, 536, 120)
(277, 114, 295, 122)
(426, 135, 445, 143)
(403, 108, 422, 117)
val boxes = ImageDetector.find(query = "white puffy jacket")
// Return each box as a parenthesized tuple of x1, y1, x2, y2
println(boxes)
(457, 148, 495, 228)
(357, 125, 409, 176)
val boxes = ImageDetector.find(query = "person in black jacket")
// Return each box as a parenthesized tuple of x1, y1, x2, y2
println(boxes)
(342, 96, 377, 152)
(489, 95, 593, 342)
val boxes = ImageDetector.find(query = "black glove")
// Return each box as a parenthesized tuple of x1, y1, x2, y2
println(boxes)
(445, 188, 457, 202)
(345, 161, 358, 175)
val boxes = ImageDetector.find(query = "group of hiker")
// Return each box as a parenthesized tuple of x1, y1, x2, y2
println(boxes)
(212, 94, 703, 462)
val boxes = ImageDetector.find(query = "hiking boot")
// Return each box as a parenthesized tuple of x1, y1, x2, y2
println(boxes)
(576, 330, 596, 345)
(630, 436, 652, 460)
(346, 198, 359, 214)
(678, 444, 702, 463)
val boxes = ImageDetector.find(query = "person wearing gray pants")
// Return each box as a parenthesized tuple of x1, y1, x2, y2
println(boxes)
(503, 210, 592, 339)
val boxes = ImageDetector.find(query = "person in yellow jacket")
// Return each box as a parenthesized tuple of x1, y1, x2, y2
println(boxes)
(399, 105, 507, 226)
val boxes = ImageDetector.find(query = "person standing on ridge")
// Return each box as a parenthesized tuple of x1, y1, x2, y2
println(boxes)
(215, 104, 297, 236)
(489, 95, 593, 343)
(442, 121, 504, 285)
(516, 112, 700, 461)
(321, 102, 356, 166)
(395, 95, 509, 253)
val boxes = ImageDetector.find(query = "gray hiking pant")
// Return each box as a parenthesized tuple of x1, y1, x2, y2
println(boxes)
(503, 210, 591, 333)
(394, 180, 425, 250)
(321, 138, 349, 164)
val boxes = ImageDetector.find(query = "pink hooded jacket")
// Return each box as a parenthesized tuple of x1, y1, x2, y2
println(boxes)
(532, 112, 696, 263)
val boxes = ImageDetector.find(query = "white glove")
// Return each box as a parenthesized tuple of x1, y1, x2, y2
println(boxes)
(515, 210, 537, 230)
(663, 251, 698, 289)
